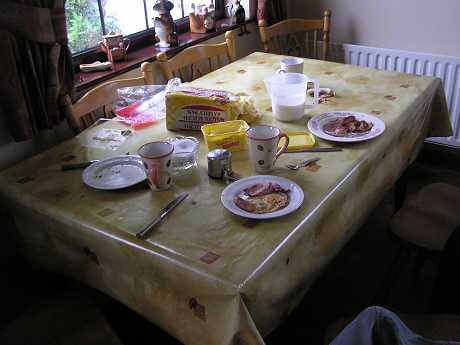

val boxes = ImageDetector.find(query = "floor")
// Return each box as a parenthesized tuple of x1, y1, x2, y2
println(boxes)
(1, 143, 459, 345)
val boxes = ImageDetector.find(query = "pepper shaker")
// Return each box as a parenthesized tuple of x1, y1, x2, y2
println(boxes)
(207, 149, 238, 181)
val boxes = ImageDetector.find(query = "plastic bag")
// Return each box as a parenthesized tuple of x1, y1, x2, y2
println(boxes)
(114, 85, 167, 129)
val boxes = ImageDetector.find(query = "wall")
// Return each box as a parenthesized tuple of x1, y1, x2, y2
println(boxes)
(288, 0, 460, 57)
(0, 22, 262, 172)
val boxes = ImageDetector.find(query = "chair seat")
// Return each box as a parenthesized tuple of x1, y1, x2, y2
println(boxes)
(390, 183, 460, 251)
(325, 313, 460, 344)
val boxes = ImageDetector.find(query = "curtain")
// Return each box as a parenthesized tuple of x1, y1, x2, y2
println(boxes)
(257, 0, 286, 26)
(0, 0, 74, 141)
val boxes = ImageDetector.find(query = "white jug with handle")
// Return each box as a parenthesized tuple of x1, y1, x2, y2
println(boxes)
(264, 73, 319, 122)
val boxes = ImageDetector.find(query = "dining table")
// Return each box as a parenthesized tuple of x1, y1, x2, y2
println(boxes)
(0, 51, 452, 345)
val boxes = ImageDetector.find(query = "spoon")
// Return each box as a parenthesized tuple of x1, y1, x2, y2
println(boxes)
(286, 157, 320, 171)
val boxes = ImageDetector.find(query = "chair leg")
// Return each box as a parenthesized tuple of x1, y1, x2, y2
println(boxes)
(394, 170, 409, 214)
(373, 244, 410, 305)
(411, 250, 427, 290)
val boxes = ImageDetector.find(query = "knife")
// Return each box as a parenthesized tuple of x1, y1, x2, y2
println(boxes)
(285, 147, 342, 153)
(136, 192, 189, 239)
(61, 160, 99, 171)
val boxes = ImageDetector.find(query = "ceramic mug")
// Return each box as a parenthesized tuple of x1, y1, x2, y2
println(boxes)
(138, 141, 174, 191)
(246, 125, 290, 173)
(276, 57, 304, 74)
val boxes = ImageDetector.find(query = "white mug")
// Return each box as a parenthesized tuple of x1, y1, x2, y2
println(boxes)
(246, 125, 290, 173)
(138, 141, 174, 191)
(276, 57, 304, 74)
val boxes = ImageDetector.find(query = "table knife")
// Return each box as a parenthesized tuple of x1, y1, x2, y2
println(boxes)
(136, 192, 189, 239)
(286, 147, 342, 153)
(61, 160, 99, 171)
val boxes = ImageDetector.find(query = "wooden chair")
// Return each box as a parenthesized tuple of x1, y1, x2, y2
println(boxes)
(258, 10, 332, 60)
(156, 30, 236, 82)
(63, 62, 155, 133)
(377, 183, 460, 303)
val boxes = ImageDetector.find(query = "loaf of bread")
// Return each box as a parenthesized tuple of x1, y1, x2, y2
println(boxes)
(165, 87, 258, 131)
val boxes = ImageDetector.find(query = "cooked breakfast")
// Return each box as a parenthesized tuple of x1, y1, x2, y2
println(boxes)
(323, 115, 373, 137)
(233, 182, 290, 214)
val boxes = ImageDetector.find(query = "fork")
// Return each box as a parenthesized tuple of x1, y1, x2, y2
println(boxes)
(286, 157, 321, 170)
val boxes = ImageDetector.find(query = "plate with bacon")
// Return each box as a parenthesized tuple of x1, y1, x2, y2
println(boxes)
(221, 176, 304, 219)
(307, 111, 385, 143)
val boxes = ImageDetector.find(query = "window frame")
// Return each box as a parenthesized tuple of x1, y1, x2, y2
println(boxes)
(70, 0, 226, 66)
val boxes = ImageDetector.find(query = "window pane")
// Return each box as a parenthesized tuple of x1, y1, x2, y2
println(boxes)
(65, 0, 103, 53)
(104, 0, 147, 35)
(146, 0, 184, 28)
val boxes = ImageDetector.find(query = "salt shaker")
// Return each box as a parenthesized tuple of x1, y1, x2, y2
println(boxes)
(207, 149, 238, 181)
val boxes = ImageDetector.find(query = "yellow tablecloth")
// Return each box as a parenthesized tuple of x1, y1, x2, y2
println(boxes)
(0, 52, 452, 345)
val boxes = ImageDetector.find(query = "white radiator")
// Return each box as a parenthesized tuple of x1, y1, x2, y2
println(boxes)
(342, 44, 460, 148)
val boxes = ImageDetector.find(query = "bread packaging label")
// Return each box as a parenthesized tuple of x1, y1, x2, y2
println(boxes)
(165, 87, 258, 131)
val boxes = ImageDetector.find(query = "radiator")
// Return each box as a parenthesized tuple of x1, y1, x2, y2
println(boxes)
(341, 44, 460, 148)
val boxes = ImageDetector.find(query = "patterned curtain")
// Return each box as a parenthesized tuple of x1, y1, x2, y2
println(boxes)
(257, 0, 286, 26)
(0, 0, 74, 141)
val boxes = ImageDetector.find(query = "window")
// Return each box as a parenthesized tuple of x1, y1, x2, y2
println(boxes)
(66, 0, 225, 55)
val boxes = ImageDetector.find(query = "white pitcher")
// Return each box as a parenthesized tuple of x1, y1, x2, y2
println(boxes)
(264, 73, 319, 122)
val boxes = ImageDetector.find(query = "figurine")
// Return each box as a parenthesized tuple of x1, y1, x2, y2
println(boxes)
(225, 0, 233, 18)
(204, 7, 216, 32)
(153, 0, 178, 48)
(233, 0, 249, 35)
(99, 32, 130, 63)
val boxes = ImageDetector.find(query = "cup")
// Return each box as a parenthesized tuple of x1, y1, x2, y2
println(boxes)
(264, 72, 319, 122)
(276, 57, 304, 74)
(246, 125, 290, 173)
(138, 141, 174, 191)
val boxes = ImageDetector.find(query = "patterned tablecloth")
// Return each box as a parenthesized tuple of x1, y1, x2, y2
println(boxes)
(0, 52, 452, 345)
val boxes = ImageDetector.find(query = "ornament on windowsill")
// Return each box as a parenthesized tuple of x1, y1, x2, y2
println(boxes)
(190, 1, 216, 33)
(79, 61, 113, 73)
(225, 0, 233, 18)
(153, 0, 179, 48)
(99, 32, 130, 63)
(232, 0, 249, 36)
(204, 7, 216, 32)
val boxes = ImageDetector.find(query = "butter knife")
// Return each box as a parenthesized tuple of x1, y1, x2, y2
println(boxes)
(136, 192, 189, 239)
(286, 147, 342, 153)
(61, 160, 99, 171)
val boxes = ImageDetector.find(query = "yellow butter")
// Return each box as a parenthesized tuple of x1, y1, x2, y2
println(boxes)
(201, 120, 249, 152)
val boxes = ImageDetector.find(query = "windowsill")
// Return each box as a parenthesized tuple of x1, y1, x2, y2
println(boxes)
(74, 17, 255, 92)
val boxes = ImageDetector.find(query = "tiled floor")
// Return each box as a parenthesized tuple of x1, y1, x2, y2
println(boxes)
(1, 144, 459, 345)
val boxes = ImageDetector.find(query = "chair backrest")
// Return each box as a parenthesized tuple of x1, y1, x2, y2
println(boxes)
(63, 62, 155, 133)
(156, 30, 236, 82)
(258, 10, 331, 60)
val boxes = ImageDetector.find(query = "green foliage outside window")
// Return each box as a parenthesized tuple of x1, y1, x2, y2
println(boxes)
(66, 0, 120, 53)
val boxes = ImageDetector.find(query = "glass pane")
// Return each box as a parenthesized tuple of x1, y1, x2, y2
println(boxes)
(103, 0, 147, 36)
(146, 0, 184, 28)
(65, 0, 103, 53)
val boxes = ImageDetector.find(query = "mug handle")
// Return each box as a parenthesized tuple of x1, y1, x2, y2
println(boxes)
(309, 78, 320, 105)
(274, 133, 290, 161)
(276, 68, 286, 74)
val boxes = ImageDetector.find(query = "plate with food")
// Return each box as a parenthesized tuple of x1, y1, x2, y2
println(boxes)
(221, 176, 304, 219)
(307, 111, 385, 143)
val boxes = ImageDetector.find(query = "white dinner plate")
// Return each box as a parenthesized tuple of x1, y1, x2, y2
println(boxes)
(307, 111, 386, 143)
(221, 175, 304, 219)
(82, 155, 146, 190)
